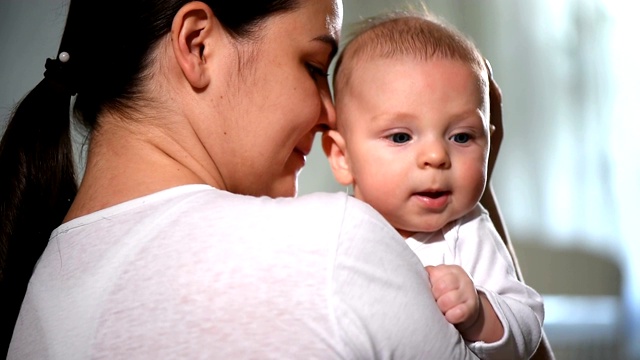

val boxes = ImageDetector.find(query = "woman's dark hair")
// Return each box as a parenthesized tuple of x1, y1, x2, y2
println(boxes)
(0, 0, 299, 354)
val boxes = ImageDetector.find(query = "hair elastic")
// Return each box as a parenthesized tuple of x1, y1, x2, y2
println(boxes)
(44, 51, 77, 96)
(58, 51, 70, 63)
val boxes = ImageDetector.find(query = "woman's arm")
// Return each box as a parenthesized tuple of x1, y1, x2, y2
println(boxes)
(480, 60, 555, 360)
(481, 59, 522, 278)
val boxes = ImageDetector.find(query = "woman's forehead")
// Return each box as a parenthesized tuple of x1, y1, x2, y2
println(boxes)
(327, 0, 344, 39)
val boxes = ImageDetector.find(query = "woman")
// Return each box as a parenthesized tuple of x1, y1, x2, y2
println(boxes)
(0, 0, 553, 358)
(0, 0, 477, 358)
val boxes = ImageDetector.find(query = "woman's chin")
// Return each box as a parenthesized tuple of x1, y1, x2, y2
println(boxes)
(265, 177, 298, 198)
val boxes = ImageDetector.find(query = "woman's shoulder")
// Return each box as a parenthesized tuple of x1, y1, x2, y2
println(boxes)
(170, 188, 402, 254)
(280, 192, 397, 235)
(54, 186, 395, 247)
(177, 188, 388, 227)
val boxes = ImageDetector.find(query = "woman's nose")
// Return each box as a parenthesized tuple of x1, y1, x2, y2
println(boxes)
(315, 88, 336, 132)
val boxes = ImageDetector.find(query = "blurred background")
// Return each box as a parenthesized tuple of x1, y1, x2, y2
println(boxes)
(1, 0, 638, 359)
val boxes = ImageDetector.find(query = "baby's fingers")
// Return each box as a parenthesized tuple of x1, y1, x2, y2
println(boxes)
(443, 303, 471, 325)
(425, 265, 463, 298)
(435, 290, 478, 325)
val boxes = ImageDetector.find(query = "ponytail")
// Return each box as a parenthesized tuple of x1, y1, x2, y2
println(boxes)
(0, 54, 78, 356)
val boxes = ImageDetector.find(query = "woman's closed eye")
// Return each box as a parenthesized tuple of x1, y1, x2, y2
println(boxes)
(306, 63, 329, 81)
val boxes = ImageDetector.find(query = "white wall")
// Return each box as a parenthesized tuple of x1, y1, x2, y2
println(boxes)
(0, 0, 67, 118)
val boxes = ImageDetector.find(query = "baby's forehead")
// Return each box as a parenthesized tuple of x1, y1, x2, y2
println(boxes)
(333, 15, 487, 96)
(336, 53, 489, 100)
(334, 55, 491, 130)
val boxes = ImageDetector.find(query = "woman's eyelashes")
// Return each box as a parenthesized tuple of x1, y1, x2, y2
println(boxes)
(306, 63, 329, 81)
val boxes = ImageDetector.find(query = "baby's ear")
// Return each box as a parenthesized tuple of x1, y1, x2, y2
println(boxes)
(322, 130, 354, 186)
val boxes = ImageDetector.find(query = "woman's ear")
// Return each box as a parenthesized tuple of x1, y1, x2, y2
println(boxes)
(322, 130, 354, 186)
(171, 1, 218, 89)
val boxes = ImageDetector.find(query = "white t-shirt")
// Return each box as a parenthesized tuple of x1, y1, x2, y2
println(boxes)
(9, 185, 478, 359)
(406, 204, 544, 359)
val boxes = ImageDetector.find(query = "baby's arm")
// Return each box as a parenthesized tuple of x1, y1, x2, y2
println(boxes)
(453, 205, 544, 359)
(426, 265, 503, 343)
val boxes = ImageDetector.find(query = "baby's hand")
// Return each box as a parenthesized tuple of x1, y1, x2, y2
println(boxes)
(425, 264, 480, 330)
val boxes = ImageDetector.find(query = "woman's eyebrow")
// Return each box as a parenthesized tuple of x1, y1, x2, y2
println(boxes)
(313, 34, 338, 58)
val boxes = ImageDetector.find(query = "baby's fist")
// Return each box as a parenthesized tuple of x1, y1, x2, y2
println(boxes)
(425, 264, 480, 327)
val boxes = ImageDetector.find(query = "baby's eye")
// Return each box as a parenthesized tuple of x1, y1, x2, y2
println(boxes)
(387, 132, 412, 144)
(450, 133, 471, 144)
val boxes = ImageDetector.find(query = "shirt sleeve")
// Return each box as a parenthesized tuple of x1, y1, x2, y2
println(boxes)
(451, 205, 544, 359)
(332, 196, 480, 360)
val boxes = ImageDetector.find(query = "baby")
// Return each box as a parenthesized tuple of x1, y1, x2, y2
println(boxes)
(323, 10, 544, 359)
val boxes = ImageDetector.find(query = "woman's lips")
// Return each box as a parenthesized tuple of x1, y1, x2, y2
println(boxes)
(295, 142, 312, 157)
(290, 147, 309, 170)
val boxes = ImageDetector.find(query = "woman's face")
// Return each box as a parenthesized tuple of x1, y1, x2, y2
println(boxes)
(206, 0, 342, 198)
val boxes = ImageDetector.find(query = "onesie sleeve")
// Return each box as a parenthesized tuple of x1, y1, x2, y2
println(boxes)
(453, 205, 544, 359)
(331, 196, 479, 359)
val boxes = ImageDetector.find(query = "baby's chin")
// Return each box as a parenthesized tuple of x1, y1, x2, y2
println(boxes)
(395, 221, 449, 239)
(388, 207, 464, 238)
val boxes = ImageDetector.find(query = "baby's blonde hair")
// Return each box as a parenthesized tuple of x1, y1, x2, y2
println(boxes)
(333, 8, 487, 99)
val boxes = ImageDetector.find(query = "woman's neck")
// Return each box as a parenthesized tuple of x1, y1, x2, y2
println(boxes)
(64, 117, 222, 222)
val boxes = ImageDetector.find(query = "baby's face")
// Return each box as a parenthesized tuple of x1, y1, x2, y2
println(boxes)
(335, 57, 489, 237)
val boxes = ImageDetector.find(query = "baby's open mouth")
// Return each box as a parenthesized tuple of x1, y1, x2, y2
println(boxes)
(417, 191, 449, 198)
